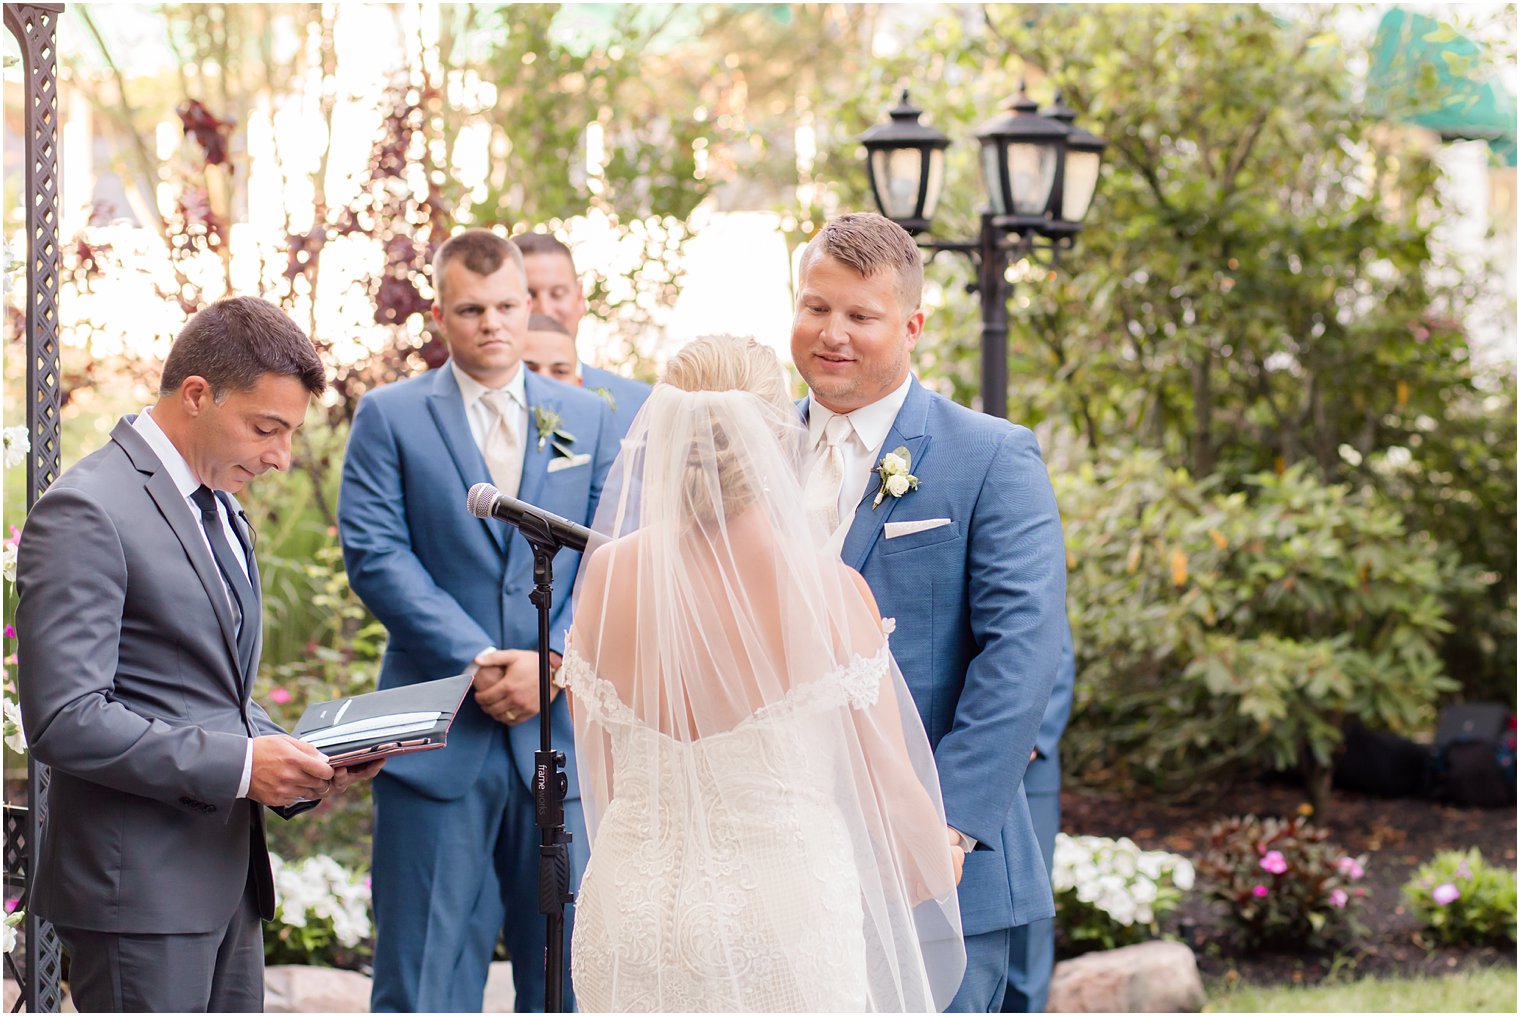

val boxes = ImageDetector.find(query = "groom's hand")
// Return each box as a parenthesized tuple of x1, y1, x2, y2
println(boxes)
(472, 648, 546, 725)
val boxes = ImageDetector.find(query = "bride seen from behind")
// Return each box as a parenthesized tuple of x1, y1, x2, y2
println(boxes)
(560, 335, 966, 1012)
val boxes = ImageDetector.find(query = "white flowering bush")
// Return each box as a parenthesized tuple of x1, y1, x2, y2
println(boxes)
(264, 853, 373, 968)
(2, 426, 28, 470)
(2, 909, 21, 955)
(1052, 833, 1195, 953)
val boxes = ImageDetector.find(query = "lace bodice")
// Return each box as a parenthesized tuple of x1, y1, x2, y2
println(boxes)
(559, 643, 891, 1012)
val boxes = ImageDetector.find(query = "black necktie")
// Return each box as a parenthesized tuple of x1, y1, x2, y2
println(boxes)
(190, 485, 258, 683)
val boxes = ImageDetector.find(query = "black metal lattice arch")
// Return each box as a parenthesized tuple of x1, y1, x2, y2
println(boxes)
(3, 2, 65, 1011)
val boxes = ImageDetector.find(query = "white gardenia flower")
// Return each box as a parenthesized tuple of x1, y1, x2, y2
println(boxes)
(1, 921, 14, 955)
(880, 452, 907, 474)
(2, 542, 16, 584)
(2, 426, 28, 469)
(886, 474, 911, 497)
(1172, 858, 1196, 891)
(1130, 875, 1158, 904)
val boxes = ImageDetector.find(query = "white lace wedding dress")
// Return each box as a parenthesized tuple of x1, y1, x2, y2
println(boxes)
(560, 378, 963, 1013)
(559, 644, 889, 1012)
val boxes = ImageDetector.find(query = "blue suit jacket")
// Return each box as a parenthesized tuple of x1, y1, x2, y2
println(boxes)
(338, 364, 618, 801)
(580, 362, 651, 440)
(805, 378, 1067, 937)
(1026, 627, 1075, 797)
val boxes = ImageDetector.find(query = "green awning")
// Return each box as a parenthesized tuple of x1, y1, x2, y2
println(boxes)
(1369, 7, 1517, 166)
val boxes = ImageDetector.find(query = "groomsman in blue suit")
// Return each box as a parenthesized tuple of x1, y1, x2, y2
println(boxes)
(512, 232, 651, 436)
(793, 213, 1067, 1013)
(339, 229, 619, 1012)
(1003, 632, 1075, 1013)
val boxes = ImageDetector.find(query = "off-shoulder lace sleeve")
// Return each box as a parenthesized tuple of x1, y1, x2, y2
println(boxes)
(557, 647, 641, 727)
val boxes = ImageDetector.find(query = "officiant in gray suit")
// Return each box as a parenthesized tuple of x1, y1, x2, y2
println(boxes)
(16, 297, 384, 1013)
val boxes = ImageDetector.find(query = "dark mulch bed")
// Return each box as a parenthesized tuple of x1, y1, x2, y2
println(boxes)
(1061, 780, 1518, 989)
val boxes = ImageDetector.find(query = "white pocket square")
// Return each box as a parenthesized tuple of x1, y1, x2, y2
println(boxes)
(884, 518, 953, 539)
(547, 453, 591, 473)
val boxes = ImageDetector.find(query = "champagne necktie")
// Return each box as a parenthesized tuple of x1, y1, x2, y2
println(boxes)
(480, 389, 523, 498)
(804, 414, 854, 535)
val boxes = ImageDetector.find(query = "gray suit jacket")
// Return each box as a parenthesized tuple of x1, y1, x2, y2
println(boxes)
(16, 418, 286, 934)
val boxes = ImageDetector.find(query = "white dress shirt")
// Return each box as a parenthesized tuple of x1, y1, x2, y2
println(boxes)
(452, 360, 530, 459)
(805, 373, 914, 526)
(451, 360, 527, 664)
(131, 407, 257, 798)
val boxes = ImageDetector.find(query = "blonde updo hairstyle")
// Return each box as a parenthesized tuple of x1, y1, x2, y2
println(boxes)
(659, 335, 794, 525)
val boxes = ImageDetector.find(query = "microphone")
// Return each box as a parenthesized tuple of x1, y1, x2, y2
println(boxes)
(467, 483, 597, 553)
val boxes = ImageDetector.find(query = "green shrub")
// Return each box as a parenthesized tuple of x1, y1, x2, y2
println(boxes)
(1402, 848, 1517, 946)
(1197, 815, 1366, 951)
(1051, 833, 1193, 954)
(1057, 446, 1472, 806)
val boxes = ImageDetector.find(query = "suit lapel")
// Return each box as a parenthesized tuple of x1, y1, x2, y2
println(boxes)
(840, 379, 933, 572)
(112, 420, 243, 692)
(425, 366, 507, 556)
(517, 371, 559, 510)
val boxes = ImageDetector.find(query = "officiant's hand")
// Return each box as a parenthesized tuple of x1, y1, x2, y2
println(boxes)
(331, 757, 387, 792)
(472, 648, 551, 725)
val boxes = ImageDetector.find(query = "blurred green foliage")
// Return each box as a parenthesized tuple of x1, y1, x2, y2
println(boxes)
(1056, 448, 1472, 808)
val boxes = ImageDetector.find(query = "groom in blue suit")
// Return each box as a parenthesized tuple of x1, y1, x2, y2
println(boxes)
(793, 214, 1067, 1012)
(339, 230, 617, 1012)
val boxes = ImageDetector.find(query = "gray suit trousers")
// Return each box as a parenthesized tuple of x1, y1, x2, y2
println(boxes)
(56, 874, 263, 1013)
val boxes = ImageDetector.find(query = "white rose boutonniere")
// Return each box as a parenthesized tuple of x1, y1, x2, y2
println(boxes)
(872, 445, 920, 508)
(531, 406, 577, 457)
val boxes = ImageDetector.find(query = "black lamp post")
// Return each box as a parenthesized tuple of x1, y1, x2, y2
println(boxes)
(861, 85, 1105, 419)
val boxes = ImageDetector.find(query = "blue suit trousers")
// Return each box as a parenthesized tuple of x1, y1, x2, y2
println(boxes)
(369, 728, 586, 1013)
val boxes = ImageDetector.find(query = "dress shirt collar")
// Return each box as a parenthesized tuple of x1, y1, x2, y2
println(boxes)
(451, 359, 527, 412)
(131, 406, 202, 498)
(807, 373, 913, 454)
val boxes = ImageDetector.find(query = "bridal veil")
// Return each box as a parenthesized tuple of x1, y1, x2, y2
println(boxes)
(562, 339, 964, 1012)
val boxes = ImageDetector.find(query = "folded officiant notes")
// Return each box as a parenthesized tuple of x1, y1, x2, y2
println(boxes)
(884, 518, 953, 539)
(293, 671, 475, 767)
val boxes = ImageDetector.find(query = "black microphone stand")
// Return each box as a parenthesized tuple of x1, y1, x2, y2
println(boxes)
(520, 521, 574, 1013)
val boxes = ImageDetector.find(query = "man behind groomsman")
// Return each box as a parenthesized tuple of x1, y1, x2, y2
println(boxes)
(512, 232, 650, 435)
(522, 313, 581, 386)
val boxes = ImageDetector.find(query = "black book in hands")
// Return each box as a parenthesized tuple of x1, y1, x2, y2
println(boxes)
(292, 670, 475, 768)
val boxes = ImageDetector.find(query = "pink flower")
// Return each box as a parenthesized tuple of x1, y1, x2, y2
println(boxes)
(1432, 883, 1461, 906)
(270, 687, 292, 705)
(1336, 856, 1365, 880)
(1252, 884, 1269, 898)
(3, 626, 13, 640)
(1259, 850, 1288, 874)
(1330, 889, 1348, 908)
(3, 897, 17, 913)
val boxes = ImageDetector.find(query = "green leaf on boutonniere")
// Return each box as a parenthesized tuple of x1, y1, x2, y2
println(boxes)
(593, 386, 617, 413)
(531, 405, 577, 456)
